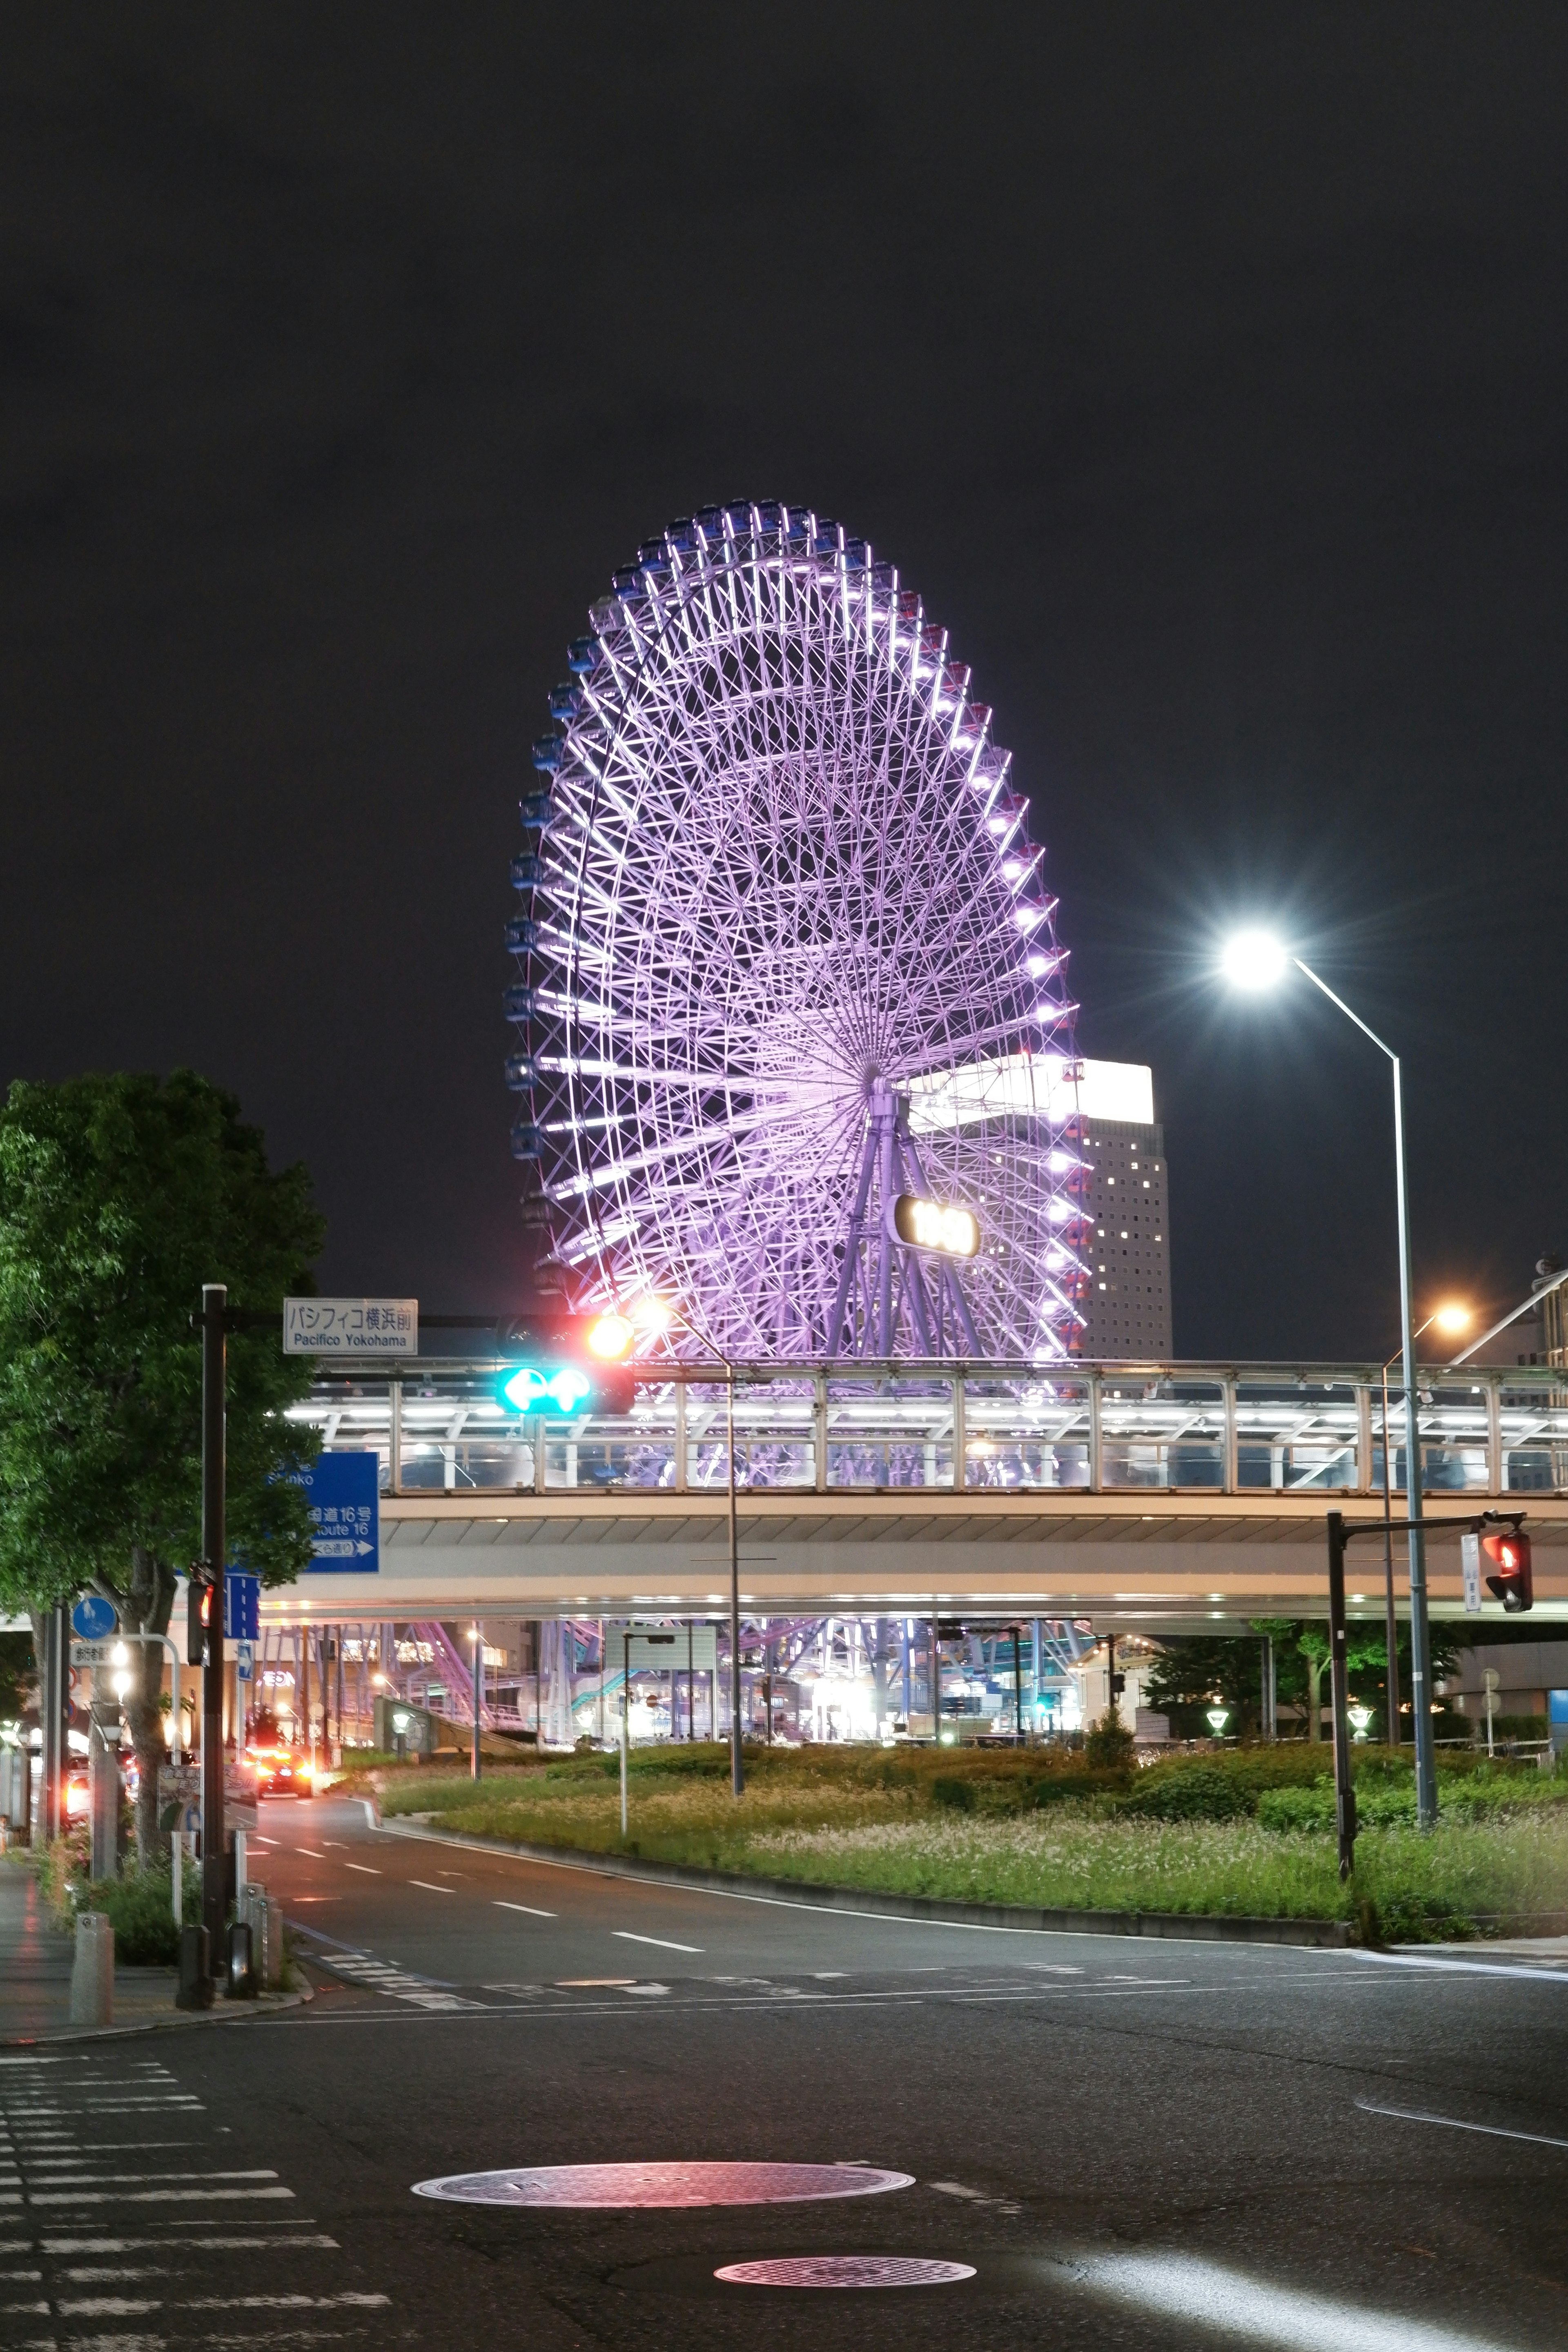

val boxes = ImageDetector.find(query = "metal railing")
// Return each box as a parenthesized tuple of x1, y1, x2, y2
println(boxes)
(288, 1360, 1568, 1499)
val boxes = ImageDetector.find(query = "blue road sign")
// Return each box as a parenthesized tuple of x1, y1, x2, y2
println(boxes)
(224, 1572, 260, 1642)
(71, 1596, 117, 1642)
(295, 1450, 380, 1574)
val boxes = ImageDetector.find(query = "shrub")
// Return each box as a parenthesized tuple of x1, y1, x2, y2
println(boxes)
(1257, 1784, 1335, 1832)
(1085, 1711, 1136, 1768)
(71, 1862, 197, 1965)
(1123, 1764, 1254, 1822)
(931, 1777, 976, 1811)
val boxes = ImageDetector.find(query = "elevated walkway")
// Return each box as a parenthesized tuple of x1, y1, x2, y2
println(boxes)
(270, 1359, 1568, 1628)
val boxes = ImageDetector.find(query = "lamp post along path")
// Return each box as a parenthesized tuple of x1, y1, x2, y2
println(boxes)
(1221, 938, 1439, 1829)
(199, 1283, 227, 1965)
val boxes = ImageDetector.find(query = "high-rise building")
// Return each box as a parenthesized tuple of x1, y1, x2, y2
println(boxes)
(1066, 1063, 1173, 1360)
(906, 1051, 1174, 1360)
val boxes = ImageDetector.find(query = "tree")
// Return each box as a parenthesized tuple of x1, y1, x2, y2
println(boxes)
(1255, 1616, 1467, 1743)
(1145, 1635, 1265, 1737)
(0, 1072, 324, 1862)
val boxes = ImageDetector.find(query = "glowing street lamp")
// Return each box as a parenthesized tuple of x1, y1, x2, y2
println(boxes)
(1219, 930, 1440, 1830)
(1347, 1703, 1374, 1740)
(1205, 1705, 1231, 1736)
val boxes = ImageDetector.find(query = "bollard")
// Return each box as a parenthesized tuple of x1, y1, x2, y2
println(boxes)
(264, 1893, 284, 1989)
(176, 1922, 213, 2010)
(242, 1883, 276, 1991)
(70, 1912, 114, 2029)
(226, 1920, 256, 2000)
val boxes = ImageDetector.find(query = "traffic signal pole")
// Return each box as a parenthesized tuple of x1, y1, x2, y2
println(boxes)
(1325, 1513, 1356, 1880)
(1325, 1503, 1526, 1878)
(200, 1283, 227, 1966)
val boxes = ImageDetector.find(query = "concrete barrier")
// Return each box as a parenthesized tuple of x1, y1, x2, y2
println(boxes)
(69, 1912, 114, 2028)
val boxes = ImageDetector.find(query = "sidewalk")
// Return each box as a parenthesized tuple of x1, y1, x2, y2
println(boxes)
(0, 1854, 305, 2041)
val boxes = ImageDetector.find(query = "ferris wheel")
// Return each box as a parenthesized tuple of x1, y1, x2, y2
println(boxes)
(504, 503, 1085, 1362)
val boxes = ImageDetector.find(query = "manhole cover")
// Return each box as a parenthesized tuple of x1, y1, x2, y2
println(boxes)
(716, 2256, 976, 2288)
(412, 2161, 915, 2209)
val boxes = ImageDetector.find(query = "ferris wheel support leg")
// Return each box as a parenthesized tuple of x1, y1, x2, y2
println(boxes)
(875, 1092, 897, 1355)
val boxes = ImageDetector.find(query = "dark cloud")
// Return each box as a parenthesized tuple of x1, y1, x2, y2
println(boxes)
(2, 3, 1564, 1352)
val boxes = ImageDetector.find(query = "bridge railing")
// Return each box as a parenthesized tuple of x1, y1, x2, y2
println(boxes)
(287, 1359, 1568, 1499)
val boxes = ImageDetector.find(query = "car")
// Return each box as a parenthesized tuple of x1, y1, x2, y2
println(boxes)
(245, 1745, 313, 1798)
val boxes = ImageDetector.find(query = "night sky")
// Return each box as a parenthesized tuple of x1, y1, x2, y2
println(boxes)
(4, 7, 1565, 1360)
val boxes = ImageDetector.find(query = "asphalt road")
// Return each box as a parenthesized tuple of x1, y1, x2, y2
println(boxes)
(4, 1793, 1568, 2351)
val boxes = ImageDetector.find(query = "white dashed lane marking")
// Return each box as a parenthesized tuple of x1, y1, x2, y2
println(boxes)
(613, 1931, 704, 1954)
(0, 2052, 389, 2344)
(494, 1901, 555, 1918)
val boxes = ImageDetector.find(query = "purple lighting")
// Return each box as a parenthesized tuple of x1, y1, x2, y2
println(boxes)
(506, 503, 1084, 1360)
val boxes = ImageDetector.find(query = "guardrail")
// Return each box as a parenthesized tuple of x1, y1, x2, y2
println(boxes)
(288, 1359, 1568, 1499)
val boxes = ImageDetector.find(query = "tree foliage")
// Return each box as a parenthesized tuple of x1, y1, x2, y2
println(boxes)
(1151, 1617, 1468, 1742)
(0, 1071, 324, 1856)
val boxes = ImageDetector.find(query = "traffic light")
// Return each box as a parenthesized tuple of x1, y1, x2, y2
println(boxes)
(186, 1572, 214, 1667)
(1483, 1528, 1533, 1613)
(497, 1313, 639, 1417)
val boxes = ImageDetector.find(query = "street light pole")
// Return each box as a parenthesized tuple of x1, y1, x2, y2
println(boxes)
(199, 1283, 228, 1964)
(1379, 1354, 1400, 1743)
(470, 1621, 483, 1782)
(725, 1360, 742, 1797)
(671, 1304, 744, 1798)
(1288, 963, 1437, 1828)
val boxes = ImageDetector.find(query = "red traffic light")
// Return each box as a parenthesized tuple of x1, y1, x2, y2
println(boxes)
(1482, 1528, 1533, 1613)
(187, 1571, 214, 1667)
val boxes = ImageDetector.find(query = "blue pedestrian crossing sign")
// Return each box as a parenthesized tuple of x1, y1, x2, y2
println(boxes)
(71, 1595, 118, 1641)
(224, 1572, 260, 1641)
(296, 1450, 380, 1574)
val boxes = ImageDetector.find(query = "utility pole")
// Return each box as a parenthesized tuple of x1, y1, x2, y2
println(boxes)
(199, 1283, 227, 1967)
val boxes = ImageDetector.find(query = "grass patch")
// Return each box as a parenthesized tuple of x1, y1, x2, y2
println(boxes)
(364, 1739, 1568, 1941)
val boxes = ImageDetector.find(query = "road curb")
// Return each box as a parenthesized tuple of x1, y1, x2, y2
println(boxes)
(0, 1984, 314, 2049)
(374, 1814, 1356, 1949)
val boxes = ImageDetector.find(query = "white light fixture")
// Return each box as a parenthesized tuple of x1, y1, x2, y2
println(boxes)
(1219, 930, 1289, 990)
(1205, 1705, 1231, 1734)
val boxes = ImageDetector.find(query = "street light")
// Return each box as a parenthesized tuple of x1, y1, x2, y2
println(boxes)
(1220, 931, 1440, 1827)
(624, 1293, 744, 1800)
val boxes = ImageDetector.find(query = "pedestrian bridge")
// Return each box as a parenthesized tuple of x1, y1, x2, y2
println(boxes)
(270, 1359, 1568, 1629)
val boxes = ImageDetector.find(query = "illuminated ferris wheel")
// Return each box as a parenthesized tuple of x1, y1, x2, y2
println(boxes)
(504, 502, 1085, 1361)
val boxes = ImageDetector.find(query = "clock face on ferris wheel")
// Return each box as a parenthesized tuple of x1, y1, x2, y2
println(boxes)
(505, 502, 1082, 1363)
